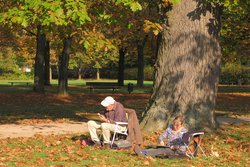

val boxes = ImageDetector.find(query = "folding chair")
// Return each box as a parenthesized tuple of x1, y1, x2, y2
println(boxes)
(181, 131, 207, 158)
(110, 121, 128, 147)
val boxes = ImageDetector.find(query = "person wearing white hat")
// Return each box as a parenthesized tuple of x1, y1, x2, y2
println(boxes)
(87, 96, 127, 148)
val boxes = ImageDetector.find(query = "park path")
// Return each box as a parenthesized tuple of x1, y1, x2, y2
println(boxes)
(0, 116, 249, 139)
(0, 121, 88, 139)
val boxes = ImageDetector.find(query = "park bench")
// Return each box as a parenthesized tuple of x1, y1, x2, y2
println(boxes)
(85, 82, 121, 92)
(8, 81, 32, 86)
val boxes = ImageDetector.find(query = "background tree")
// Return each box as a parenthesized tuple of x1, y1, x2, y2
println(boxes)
(219, 0, 250, 85)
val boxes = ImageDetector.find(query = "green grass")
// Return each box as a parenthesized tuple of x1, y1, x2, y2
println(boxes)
(1, 79, 249, 94)
(218, 85, 250, 93)
(0, 79, 153, 86)
(0, 79, 153, 94)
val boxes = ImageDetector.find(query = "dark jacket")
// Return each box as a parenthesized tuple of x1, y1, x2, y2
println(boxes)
(104, 102, 127, 124)
(125, 108, 143, 145)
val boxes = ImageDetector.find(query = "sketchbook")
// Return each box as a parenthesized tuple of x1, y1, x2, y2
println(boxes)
(76, 112, 101, 121)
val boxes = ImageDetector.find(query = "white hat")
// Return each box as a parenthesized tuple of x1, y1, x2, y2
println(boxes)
(101, 96, 115, 107)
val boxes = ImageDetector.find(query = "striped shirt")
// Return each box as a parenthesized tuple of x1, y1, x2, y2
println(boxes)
(158, 125, 188, 154)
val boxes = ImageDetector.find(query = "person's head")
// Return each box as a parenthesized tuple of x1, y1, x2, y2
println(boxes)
(172, 116, 184, 131)
(101, 96, 116, 111)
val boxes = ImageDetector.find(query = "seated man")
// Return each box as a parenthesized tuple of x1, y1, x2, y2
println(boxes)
(134, 116, 188, 157)
(87, 96, 127, 148)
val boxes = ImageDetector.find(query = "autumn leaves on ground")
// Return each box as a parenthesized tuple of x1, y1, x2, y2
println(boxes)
(0, 86, 249, 166)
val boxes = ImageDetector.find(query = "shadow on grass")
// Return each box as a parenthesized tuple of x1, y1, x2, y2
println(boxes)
(0, 85, 150, 124)
(0, 84, 249, 124)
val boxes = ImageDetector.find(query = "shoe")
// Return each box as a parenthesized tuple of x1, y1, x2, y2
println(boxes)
(102, 144, 110, 149)
(93, 141, 102, 148)
(133, 145, 144, 157)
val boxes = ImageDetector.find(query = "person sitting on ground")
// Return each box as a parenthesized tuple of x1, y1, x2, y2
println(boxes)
(134, 116, 188, 157)
(87, 96, 127, 148)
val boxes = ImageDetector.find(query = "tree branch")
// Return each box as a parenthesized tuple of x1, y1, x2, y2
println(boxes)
(22, 28, 37, 36)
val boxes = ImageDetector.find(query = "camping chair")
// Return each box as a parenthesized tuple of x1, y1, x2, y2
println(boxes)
(181, 131, 207, 158)
(110, 121, 128, 147)
(110, 112, 129, 147)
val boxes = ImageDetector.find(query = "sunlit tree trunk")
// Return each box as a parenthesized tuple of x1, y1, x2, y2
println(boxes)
(96, 68, 100, 80)
(141, 0, 222, 132)
(44, 41, 51, 86)
(34, 26, 45, 92)
(118, 48, 126, 86)
(78, 67, 82, 80)
(58, 37, 71, 94)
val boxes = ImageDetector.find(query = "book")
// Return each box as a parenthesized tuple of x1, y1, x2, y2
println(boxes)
(76, 112, 102, 121)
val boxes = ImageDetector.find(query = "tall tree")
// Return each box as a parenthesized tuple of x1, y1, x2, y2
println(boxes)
(58, 37, 71, 94)
(118, 48, 126, 86)
(44, 41, 50, 85)
(141, 0, 222, 132)
(34, 26, 46, 92)
(137, 35, 148, 87)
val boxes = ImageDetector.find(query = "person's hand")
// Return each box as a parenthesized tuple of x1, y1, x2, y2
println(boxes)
(170, 146, 179, 151)
(159, 141, 165, 146)
(98, 113, 108, 122)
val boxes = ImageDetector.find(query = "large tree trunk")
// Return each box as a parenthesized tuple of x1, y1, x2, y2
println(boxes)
(137, 35, 148, 87)
(118, 48, 126, 86)
(44, 41, 51, 86)
(141, 0, 222, 132)
(58, 37, 72, 94)
(34, 26, 45, 92)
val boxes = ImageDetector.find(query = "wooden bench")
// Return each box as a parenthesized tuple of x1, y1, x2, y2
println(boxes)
(8, 82, 32, 86)
(86, 82, 121, 92)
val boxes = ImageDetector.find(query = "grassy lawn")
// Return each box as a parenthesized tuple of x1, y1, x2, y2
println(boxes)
(0, 124, 249, 166)
(0, 80, 249, 166)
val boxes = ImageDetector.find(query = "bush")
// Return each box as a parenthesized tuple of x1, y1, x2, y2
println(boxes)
(0, 72, 33, 80)
(219, 63, 250, 85)
(124, 65, 154, 80)
(124, 67, 137, 80)
(144, 66, 154, 80)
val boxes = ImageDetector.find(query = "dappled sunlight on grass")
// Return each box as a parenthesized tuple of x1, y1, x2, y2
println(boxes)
(0, 123, 249, 166)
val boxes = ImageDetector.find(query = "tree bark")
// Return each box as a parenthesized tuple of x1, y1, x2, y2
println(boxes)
(78, 67, 82, 80)
(44, 40, 51, 86)
(141, 0, 222, 132)
(58, 37, 72, 94)
(137, 35, 148, 87)
(34, 26, 45, 92)
(96, 68, 100, 80)
(118, 48, 126, 86)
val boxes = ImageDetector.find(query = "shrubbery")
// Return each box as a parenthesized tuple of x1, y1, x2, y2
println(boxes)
(0, 49, 33, 80)
(0, 72, 33, 80)
(123, 65, 154, 80)
(219, 63, 250, 85)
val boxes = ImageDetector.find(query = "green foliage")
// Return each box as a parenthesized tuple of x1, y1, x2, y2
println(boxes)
(143, 20, 163, 35)
(0, 49, 20, 74)
(79, 30, 119, 69)
(0, 0, 91, 28)
(169, 0, 181, 4)
(129, 1, 142, 12)
(124, 65, 154, 80)
(0, 47, 33, 80)
(64, 0, 91, 25)
(144, 65, 154, 80)
(220, 63, 250, 85)
(212, 0, 250, 66)
(115, 0, 142, 12)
